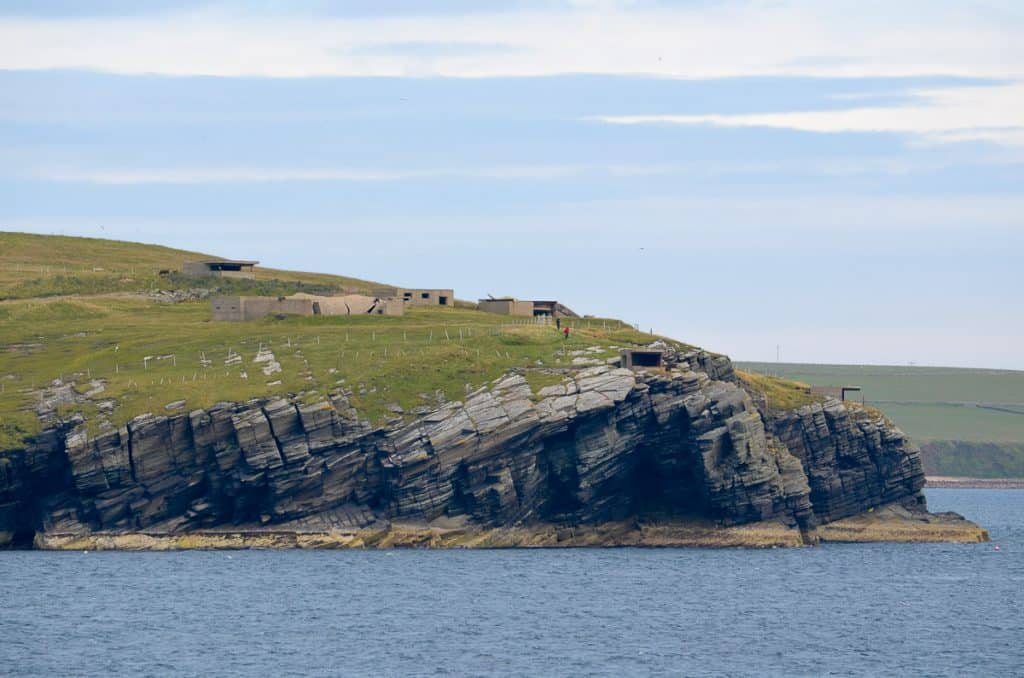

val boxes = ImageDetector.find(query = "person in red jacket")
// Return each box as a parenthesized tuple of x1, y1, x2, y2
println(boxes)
(562, 326, 570, 340)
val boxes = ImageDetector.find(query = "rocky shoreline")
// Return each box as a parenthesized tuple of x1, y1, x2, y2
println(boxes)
(1, 345, 988, 549)
(30, 503, 988, 551)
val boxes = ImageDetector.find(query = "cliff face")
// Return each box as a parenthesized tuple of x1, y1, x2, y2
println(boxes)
(766, 403, 926, 524)
(0, 349, 928, 546)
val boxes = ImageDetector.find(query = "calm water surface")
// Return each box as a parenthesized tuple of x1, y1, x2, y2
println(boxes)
(2, 489, 1021, 677)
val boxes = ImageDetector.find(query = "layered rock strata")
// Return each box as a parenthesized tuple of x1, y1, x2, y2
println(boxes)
(0, 350, 970, 548)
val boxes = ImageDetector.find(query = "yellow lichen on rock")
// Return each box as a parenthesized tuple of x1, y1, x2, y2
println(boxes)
(817, 504, 990, 543)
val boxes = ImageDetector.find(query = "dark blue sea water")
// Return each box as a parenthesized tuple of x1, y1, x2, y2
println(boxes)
(2, 489, 1021, 677)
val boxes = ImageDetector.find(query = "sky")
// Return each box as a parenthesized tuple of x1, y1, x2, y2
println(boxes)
(1, 0, 1022, 369)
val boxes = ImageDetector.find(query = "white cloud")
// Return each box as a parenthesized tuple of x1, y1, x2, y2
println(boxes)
(0, 1, 1021, 79)
(590, 83, 1024, 146)
(4, 2, 1021, 148)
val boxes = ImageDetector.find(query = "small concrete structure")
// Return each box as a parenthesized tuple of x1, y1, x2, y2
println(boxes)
(810, 385, 862, 402)
(183, 259, 258, 279)
(478, 297, 579, 318)
(212, 293, 403, 321)
(477, 297, 535, 317)
(373, 287, 453, 307)
(620, 349, 665, 370)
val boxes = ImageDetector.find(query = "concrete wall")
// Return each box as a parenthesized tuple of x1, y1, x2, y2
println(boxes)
(211, 296, 245, 321)
(211, 296, 314, 321)
(241, 297, 314, 320)
(477, 299, 535, 316)
(374, 287, 453, 306)
(375, 299, 405, 316)
(218, 269, 256, 280)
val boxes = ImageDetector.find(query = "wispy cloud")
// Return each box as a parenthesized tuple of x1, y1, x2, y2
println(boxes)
(343, 41, 523, 58)
(589, 83, 1024, 147)
(0, 1, 1021, 79)
(30, 164, 679, 185)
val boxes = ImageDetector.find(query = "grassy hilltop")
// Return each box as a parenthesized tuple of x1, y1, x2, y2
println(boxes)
(738, 362, 1024, 478)
(0, 232, 384, 300)
(0, 232, 680, 450)
(7, 233, 1013, 480)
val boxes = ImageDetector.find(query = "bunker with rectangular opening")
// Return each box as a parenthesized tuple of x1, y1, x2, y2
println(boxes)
(183, 259, 258, 280)
(621, 349, 664, 369)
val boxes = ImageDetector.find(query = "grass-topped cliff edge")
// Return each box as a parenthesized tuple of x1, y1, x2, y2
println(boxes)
(0, 232, 696, 450)
(2, 232, 990, 549)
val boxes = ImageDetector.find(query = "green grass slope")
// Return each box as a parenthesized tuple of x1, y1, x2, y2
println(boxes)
(738, 361, 1024, 477)
(0, 233, 682, 450)
(0, 231, 380, 299)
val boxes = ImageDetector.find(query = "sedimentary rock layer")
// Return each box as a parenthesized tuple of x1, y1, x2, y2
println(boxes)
(0, 350, 939, 547)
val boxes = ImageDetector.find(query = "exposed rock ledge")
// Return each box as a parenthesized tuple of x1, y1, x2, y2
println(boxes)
(33, 506, 987, 551)
(0, 347, 986, 549)
(816, 504, 989, 543)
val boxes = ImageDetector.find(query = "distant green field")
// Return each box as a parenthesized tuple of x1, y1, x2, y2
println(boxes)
(736, 362, 1024, 443)
(737, 362, 1024, 478)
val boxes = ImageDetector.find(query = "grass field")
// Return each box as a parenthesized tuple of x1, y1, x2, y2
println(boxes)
(0, 231, 379, 300)
(0, 232, 681, 450)
(737, 362, 1024, 443)
(738, 361, 1024, 478)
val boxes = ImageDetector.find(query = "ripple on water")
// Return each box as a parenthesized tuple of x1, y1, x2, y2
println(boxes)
(0, 489, 1021, 677)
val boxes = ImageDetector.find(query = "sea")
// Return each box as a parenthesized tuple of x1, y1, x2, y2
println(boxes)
(2, 489, 1021, 677)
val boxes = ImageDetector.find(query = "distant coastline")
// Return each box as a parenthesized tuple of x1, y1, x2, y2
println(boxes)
(927, 476, 1024, 489)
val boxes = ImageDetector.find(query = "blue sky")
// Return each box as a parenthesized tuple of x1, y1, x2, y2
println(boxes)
(2, 1, 1022, 369)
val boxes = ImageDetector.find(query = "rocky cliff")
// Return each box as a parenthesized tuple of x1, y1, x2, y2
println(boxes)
(0, 344, 955, 548)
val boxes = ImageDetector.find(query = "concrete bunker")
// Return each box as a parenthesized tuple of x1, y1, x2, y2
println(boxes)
(621, 349, 664, 369)
(478, 296, 579, 318)
(477, 297, 535, 317)
(183, 259, 258, 280)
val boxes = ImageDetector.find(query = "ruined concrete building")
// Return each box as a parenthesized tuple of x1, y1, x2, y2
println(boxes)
(183, 259, 258, 279)
(211, 284, 456, 322)
(211, 293, 403, 321)
(373, 287, 453, 307)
